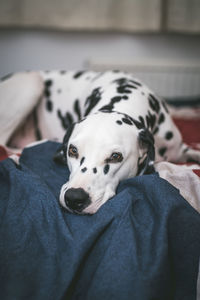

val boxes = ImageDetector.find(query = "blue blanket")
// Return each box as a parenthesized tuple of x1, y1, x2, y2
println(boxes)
(0, 141, 200, 300)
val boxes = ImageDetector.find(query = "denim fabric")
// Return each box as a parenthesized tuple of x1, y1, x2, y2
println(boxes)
(0, 141, 200, 300)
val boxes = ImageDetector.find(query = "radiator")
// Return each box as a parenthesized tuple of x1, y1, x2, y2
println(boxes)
(87, 59, 200, 100)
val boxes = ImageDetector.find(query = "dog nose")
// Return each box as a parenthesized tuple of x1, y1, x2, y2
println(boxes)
(64, 188, 91, 212)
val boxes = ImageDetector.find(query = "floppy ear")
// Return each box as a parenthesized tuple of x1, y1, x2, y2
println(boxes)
(53, 123, 75, 165)
(137, 129, 155, 175)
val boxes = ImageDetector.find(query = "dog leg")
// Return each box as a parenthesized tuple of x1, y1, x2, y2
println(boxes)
(0, 72, 44, 145)
(153, 108, 200, 164)
(176, 143, 200, 163)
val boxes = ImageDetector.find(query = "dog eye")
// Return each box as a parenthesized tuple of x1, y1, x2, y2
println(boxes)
(107, 152, 123, 163)
(68, 144, 78, 158)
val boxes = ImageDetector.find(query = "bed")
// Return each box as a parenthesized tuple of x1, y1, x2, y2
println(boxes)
(0, 93, 200, 299)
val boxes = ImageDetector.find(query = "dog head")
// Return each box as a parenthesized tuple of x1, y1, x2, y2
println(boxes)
(54, 111, 155, 214)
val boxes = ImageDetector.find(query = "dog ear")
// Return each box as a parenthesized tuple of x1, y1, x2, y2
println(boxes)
(53, 123, 75, 165)
(137, 129, 155, 175)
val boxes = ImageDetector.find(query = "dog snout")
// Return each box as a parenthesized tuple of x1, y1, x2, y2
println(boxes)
(64, 188, 91, 212)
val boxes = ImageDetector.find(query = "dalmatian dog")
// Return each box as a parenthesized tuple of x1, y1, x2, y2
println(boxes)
(1, 70, 200, 215)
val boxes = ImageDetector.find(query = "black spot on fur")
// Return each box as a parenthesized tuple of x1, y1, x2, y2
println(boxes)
(165, 131, 173, 140)
(112, 96, 122, 102)
(118, 112, 145, 130)
(138, 116, 145, 128)
(183, 147, 189, 153)
(159, 147, 167, 157)
(145, 115, 151, 129)
(74, 99, 82, 121)
(114, 111, 145, 130)
(66, 112, 73, 125)
(45, 89, 51, 97)
(57, 109, 74, 130)
(99, 105, 113, 111)
(148, 94, 160, 113)
(114, 77, 141, 87)
(99, 95, 129, 112)
(113, 78, 141, 94)
(44, 79, 53, 112)
(146, 111, 156, 130)
(84, 87, 102, 116)
(57, 110, 66, 129)
(93, 167, 97, 174)
(117, 86, 132, 94)
(81, 167, 87, 173)
(158, 113, 165, 124)
(162, 100, 169, 113)
(80, 157, 85, 166)
(126, 113, 146, 130)
(74, 71, 85, 79)
(122, 118, 133, 125)
(0, 73, 13, 81)
(45, 79, 52, 87)
(33, 108, 42, 140)
(104, 164, 110, 175)
(131, 119, 145, 129)
(46, 99, 53, 112)
(113, 78, 127, 86)
(57, 89, 62, 94)
(60, 70, 66, 74)
(153, 127, 159, 135)
(116, 120, 123, 125)
(100, 97, 120, 111)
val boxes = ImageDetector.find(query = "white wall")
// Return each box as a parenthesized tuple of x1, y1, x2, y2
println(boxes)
(0, 29, 200, 75)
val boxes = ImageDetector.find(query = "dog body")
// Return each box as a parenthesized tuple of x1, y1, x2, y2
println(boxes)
(1, 70, 200, 214)
(37, 70, 186, 161)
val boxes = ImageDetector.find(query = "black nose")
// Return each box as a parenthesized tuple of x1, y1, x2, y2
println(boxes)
(64, 188, 91, 212)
